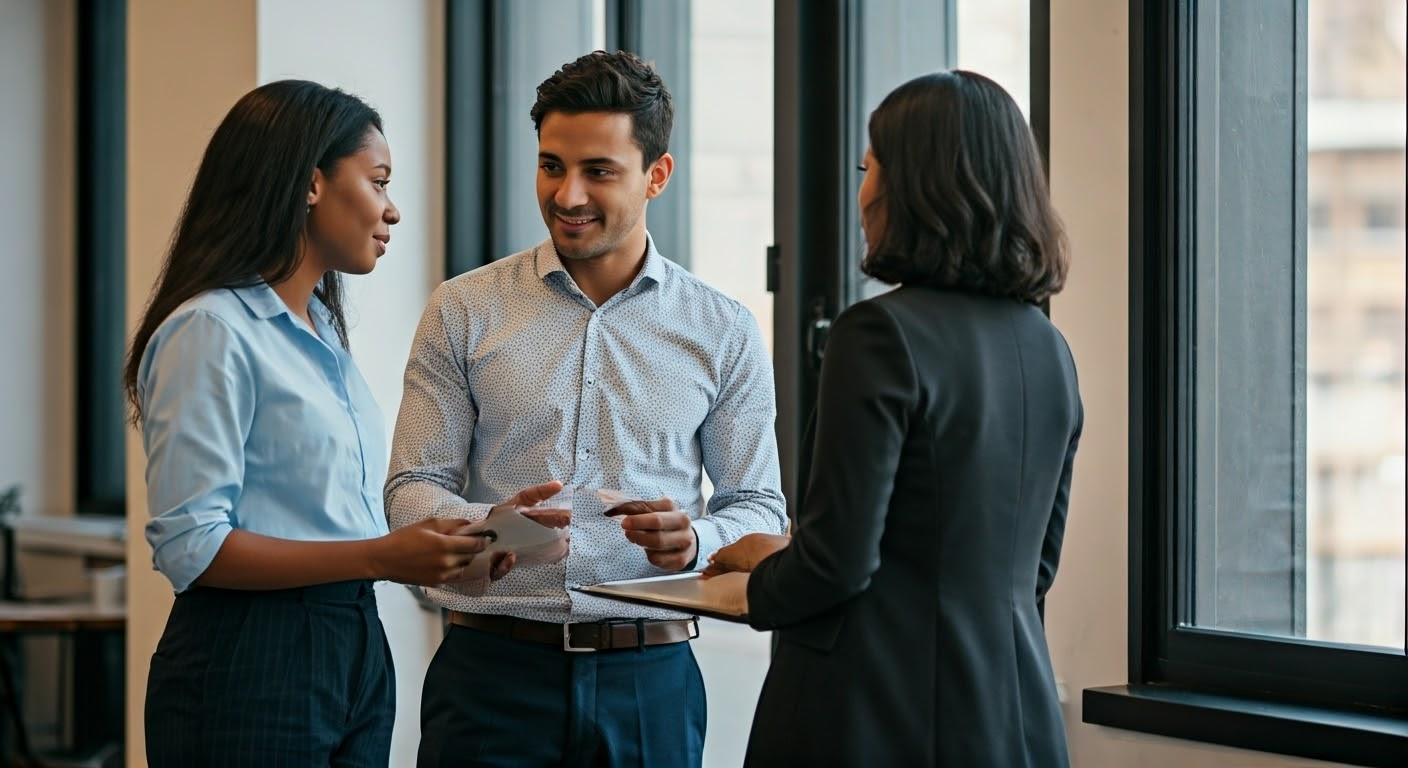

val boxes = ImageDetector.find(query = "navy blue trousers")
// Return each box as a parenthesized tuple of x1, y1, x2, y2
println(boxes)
(145, 580, 394, 767)
(417, 624, 706, 768)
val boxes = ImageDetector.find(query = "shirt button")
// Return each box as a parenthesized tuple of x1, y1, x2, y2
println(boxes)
(579, 449, 591, 458)
(585, 377, 595, 386)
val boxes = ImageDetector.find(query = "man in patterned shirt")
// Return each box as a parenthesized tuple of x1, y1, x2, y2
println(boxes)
(385, 50, 787, 766)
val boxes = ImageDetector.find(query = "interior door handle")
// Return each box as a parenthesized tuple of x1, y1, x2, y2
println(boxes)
(807, 298, 832, 374)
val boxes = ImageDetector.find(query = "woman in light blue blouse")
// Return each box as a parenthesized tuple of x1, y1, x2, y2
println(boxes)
(123, 80, 558, 767)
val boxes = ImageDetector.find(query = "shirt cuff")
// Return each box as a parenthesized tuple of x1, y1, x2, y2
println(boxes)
(153, 521, 233, 594)
(690, 517, 724, 571)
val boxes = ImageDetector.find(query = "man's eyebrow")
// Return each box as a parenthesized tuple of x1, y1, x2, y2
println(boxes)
(537, 152, 625, 168)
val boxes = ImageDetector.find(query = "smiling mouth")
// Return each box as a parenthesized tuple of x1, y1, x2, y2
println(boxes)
(556, 213, 598, 225)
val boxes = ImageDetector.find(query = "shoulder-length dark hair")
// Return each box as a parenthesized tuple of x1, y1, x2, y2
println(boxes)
(123, 79, 383, 423)
(861, 70, 1067, 303)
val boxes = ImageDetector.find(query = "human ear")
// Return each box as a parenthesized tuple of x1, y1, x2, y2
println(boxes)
(645, 152, 674, 200)
(307, 167, 327, 208)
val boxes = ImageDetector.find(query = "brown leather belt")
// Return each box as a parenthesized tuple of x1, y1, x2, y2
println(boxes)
(449, 611, 699, 652)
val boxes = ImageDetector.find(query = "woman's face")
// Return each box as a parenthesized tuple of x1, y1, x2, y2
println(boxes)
(858, 147, 885, 245)
(305, 128, 401, 275)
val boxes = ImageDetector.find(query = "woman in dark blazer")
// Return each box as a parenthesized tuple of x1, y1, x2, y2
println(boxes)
(705, 70, 1081, 767)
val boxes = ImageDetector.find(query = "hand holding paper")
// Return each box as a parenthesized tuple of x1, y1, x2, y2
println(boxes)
(441, 481, 571, 595)
(604, 492, 697, 571)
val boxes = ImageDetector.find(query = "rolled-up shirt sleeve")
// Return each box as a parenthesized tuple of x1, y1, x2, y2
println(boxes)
(694, 306, 788, 566)
(139, 309, 254, 593)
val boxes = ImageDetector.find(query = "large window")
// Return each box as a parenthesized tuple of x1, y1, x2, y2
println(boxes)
(1086, 1, 1407, 764)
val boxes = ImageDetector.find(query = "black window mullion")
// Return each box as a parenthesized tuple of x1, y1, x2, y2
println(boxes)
(773, 0, 849, 507)
(445, 0, 494, 278)
(76, 0, 126, 517)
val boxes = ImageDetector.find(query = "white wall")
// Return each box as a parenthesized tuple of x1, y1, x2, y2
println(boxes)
(256, 3, 446, 766)
(1044, 2, 1351, 766)
(0, 0, 75, 519)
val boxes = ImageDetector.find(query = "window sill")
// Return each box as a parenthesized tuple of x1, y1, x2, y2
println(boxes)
(1082, 685, 1408, 768)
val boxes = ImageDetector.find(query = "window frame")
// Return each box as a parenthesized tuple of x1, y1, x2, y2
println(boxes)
(1083, 1, 1408, 764)
(76, 0, 127, 517)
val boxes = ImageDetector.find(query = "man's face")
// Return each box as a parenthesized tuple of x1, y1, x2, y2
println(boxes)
(536, 111, 671, 263)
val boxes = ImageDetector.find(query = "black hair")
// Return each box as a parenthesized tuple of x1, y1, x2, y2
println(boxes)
(531, 50, 674, 169)
(124, 79, 383, 423)
(862, 70, 1067, 303)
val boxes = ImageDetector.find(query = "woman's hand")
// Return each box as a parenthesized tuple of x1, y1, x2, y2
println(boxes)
(369, 482, 565, 587)
(702, 533, 791, 577)
(368, 518, 491, 586)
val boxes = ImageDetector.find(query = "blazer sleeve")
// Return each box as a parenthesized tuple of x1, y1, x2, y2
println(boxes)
(1037, 394, 1083, 618)
(747, 299, 917, 630)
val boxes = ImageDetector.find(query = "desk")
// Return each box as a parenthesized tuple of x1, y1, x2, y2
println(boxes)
(0, 602, 124, 768)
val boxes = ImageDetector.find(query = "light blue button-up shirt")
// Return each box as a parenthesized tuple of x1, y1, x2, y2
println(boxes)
(139, 281, 389, 593)
(386, 236, 787, 622)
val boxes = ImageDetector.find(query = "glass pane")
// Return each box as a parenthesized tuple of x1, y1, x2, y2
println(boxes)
(851, 0, 954, 301)
(850, 0, 1030, 301)
(685, 3, 774, 767)
(1189, 0, 1306, 639)
(1190, 0, 1406, 650)
(1305, 0, 1406, 648)
(956, 0, 1030, 118)
(494, 0, 603, 258)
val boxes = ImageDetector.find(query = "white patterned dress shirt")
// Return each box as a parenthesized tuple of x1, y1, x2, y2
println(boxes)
(385, 235, 787, 622)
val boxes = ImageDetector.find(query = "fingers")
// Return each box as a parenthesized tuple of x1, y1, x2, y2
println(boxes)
(622, 527, 693, 551)
(507, 480, 565, 507)
(489, 551, 516, 581)
(645, 547, 693, 571)
(700, 562, 730, 578)
(520, 507, 571, 529)
(425, 518, 474, 534)
(617, 509, 691, 531)
(444, 534, 490, 555)
(605, 497, 677, 517)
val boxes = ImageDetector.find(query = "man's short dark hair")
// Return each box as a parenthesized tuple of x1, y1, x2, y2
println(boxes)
(531, 50, 674, 170)
(862, 70, 1068, 304)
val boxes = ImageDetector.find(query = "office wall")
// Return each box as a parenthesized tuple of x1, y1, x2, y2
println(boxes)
(0, 0, 75, 519)
(1043, 1, 1350, 766)
(256, 3, 446, 765)
(125, 2, 259, 765)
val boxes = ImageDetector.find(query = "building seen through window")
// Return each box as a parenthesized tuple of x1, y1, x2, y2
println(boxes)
(1304, 0, 1406, 649)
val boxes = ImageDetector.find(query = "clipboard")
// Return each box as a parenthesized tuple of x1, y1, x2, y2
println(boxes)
(573, 571, 751, 624)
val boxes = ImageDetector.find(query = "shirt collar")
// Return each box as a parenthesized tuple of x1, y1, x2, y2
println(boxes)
(229, 278, 334, 325)
(534, 232, 669, 295)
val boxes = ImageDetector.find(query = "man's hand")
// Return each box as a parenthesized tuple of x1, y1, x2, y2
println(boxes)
(701, 533, 791, 577)
(368, 518, 491, 586)
(609, 498, 697, 571)
(506, 480, 565, 508)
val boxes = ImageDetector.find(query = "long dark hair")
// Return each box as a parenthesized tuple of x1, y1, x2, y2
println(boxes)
(123, 79, 383, 423)
(861, 70, 1067, 303)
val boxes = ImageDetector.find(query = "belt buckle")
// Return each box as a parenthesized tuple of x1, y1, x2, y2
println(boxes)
(562, 623, 596, 653)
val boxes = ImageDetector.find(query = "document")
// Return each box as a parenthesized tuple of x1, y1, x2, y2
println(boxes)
(574, 571, 751, 623)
